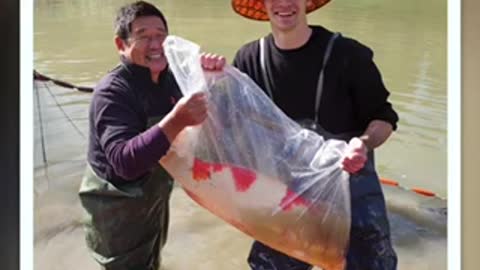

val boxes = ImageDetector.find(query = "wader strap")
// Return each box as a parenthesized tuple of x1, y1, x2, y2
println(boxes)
(259, 37, 274, 98)
(314, 32, 340, 124)
(258, 32, 341, 123)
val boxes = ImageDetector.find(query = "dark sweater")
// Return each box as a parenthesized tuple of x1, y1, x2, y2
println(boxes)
(87, 58, 182, 184)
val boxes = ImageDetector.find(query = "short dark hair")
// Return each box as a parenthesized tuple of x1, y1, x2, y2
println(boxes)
(114, 1, 168, 40)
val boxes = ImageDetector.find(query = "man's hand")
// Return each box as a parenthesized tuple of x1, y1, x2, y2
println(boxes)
(159, 92, 208, 142)
(342, 137, 368, 174)
(200, 52, 226, 71)
(171, 92, 208, 126)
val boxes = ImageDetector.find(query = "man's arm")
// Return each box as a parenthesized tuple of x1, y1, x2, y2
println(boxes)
(95, 86, 208, 180)
(94, 86, 171, 180)
(342, 40, 398, 174)
(342, 120, 393, 173)
(359, 119, 393, 151)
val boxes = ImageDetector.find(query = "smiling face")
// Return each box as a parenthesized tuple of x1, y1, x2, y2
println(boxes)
(115, 16, 168, 82)
(264, 0, 309, 33)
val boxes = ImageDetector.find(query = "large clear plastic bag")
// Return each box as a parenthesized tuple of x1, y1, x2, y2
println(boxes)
(161, 35, 351, 270)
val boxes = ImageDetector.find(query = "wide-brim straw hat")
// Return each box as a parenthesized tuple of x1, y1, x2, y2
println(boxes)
(232, 0, 331, 21)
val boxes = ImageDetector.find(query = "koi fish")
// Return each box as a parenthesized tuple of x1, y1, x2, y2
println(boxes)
(160, 150, 350, 270)
(192, 158, 311, 211)
(192, 158, 256, 192)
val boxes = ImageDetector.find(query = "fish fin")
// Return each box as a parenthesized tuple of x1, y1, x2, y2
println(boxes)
(279, 189, 310, 211)
(230, 166, 257, 192)
(192, 158, 212, 181)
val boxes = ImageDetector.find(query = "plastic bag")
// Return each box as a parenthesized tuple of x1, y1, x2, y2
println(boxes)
(161, 35, 351, 270)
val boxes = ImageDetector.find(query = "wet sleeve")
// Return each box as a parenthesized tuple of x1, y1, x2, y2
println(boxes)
(93, 83, 171, 180)
(347, 43, 399, 130)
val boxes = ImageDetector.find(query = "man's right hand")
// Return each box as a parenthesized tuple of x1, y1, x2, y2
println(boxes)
(200, 52, 226, 71)
(172, 92, 208, 126)
(158, 92, 208, 143)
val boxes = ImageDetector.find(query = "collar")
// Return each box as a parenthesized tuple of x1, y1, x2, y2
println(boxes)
(120, 56, 168, 84)
(268, 25, 329, 54)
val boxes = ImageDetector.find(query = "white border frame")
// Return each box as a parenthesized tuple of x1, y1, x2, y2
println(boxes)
(20, 0, 462, 269)
(448, 0, 462, 269)
(21, 0, 34, 270)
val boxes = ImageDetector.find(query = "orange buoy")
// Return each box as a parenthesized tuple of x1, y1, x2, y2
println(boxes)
(380, 178, 399, 186)
(411, 188, 436, 197)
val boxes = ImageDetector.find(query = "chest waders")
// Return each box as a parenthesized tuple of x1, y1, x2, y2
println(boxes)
(250, 33, 397, 270)
(79, 116, 173, 270)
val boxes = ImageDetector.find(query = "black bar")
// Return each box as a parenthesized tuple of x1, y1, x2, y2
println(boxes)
(0, 0, 20, 269)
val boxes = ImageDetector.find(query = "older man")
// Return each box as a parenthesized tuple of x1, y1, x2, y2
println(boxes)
(78, 1, 224, 269)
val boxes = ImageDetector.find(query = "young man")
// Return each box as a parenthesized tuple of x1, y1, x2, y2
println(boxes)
(231, 0, 399, 269)
(78, 2, 224, 269)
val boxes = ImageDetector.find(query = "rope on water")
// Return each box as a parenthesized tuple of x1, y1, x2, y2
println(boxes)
(33, 69, 92, 141)
(34, 80, 48, 165)
(34, 70, 94, 93)
(380, 178, 446, 201)
(33, 75, 89, 192)
(40, 81, 88, 141)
